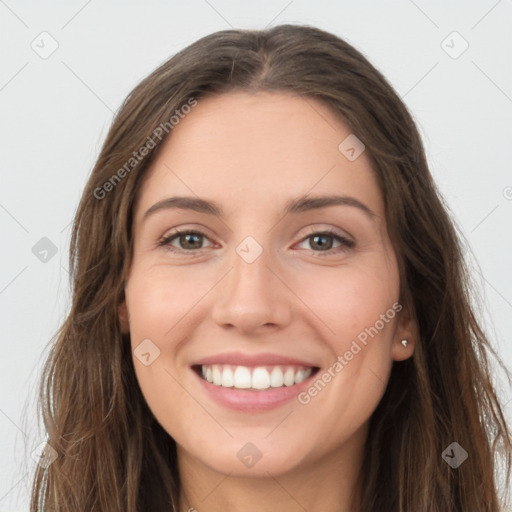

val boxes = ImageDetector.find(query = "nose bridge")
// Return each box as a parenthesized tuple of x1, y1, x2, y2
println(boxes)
(211, 235, 291, 331)
(228, 237, 277, 307)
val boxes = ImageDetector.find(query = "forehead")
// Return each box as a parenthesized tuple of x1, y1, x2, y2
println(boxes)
(135, 91, 384, 221)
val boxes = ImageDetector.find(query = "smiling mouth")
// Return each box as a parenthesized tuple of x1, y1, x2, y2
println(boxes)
(192, 364, 320, 391)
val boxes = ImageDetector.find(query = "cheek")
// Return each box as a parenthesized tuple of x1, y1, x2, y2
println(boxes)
(126, 264, 214, 342)
(291, 260, 400, 349)
(125, 264, 220, 425)
(289, 263, 399, 433)
(125, 266, 207, 443)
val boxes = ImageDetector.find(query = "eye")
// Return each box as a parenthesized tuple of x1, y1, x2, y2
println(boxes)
(157, 228, 355, 257)
(158, 229, 213, 252)
(296, 229, 355, 257)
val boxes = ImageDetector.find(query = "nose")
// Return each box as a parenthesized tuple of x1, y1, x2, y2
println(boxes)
(210, 244, 292, 335)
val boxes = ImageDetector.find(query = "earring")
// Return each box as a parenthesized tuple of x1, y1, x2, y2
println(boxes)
(401, 339, 408, 348)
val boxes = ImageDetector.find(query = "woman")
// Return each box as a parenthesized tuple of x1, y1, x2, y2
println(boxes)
(30, 24, 512, 511)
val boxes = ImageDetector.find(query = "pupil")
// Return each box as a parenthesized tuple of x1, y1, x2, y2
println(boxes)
(313, 234, 332, 250)
(183, 234, 201, 249)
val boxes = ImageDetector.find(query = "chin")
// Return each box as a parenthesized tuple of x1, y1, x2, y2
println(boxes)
(185, 438, 310, 478)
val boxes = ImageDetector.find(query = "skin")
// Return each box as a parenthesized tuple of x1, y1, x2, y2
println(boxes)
(119, 91, 416, 512)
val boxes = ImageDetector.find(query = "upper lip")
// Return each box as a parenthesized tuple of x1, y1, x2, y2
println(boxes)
(192, 351, 318, 368)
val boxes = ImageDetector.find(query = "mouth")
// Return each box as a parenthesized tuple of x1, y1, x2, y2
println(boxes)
(190, 352, 321, 411)
(191, 363, 321, 412)
(192, 364, 320, 391)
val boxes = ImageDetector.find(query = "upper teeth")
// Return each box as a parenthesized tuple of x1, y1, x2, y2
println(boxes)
(200, 365, 313, 390)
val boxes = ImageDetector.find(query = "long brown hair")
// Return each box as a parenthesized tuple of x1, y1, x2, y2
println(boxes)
(30, 24, 512, 511)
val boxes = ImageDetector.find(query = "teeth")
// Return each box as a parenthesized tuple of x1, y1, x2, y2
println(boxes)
(252, 367, 270, 390)
(212, 365, 222, 385)
(284, 368, 295, 386)
(294, 369, 305, 384)
(221, 366, 234, 387)
(270, 367, 284, 387)
(199, 364, 314, 390)
(233, 366, 251, 389)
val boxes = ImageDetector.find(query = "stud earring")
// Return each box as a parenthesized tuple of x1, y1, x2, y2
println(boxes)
(401, 339, 408, 348)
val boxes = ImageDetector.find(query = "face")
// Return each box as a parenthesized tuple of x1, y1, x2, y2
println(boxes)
(120, 91, 415, 479)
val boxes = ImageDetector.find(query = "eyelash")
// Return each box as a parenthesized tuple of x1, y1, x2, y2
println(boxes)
(157, 228, 355, 257)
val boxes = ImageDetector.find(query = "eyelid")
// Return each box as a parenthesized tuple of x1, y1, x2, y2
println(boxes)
(301, 225, 353, 243)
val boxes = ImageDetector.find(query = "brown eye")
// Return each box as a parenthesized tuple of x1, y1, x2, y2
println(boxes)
(297, 230, 355, 256)
(158, 230, 212, 252)
(309, 233, 334, 251)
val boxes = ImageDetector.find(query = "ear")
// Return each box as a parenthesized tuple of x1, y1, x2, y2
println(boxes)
(118, 299, 130, 335)
(392, 303, 417, 361)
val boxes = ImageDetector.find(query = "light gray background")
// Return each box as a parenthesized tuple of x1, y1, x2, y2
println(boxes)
(1, 0, 511, 508)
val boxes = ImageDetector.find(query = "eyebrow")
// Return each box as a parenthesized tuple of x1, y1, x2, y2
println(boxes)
(143, 194, 377, 221)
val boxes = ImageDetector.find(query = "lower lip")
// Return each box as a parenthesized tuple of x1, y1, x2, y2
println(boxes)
(192, 368, 317, 412)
